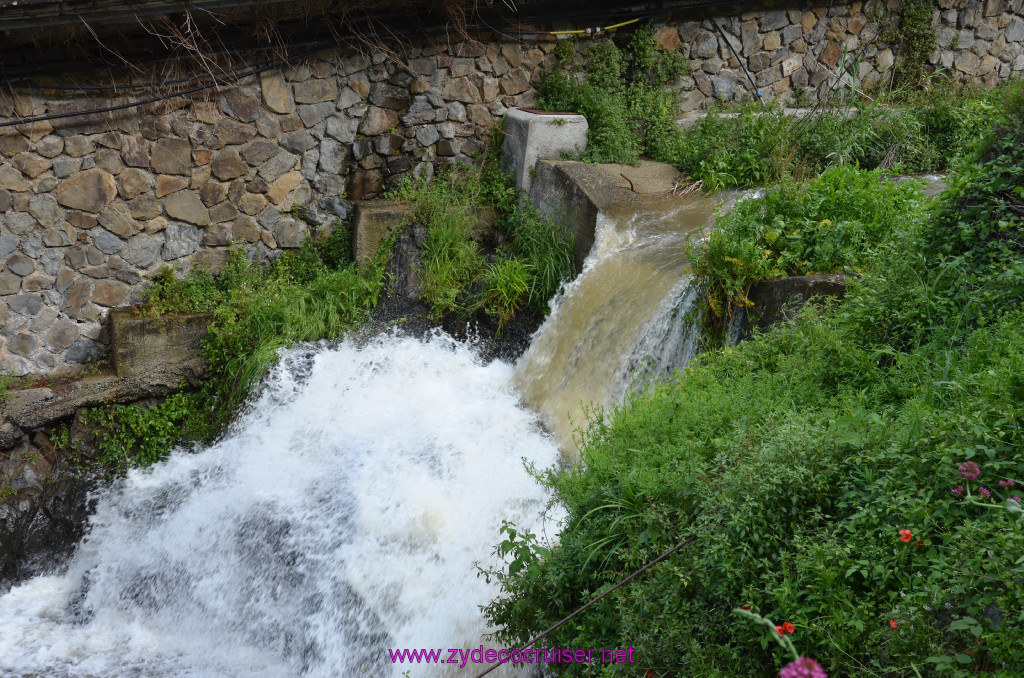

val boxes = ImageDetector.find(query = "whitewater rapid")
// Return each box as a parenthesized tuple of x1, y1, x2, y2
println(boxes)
(0, 334, 560, 678)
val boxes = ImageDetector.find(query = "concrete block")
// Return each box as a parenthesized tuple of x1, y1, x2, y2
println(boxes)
(109, 309, 212, 381)
(351, 200, 417, 266)
(501, 108, 587, 196)
(733, 274, 849, 341)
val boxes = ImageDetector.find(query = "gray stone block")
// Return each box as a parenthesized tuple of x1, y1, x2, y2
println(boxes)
(501, 108, 588, 196)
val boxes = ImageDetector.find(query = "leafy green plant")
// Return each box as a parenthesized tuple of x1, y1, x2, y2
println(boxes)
(84, 389, 206, 468)
(539, 23, 689, 165)
(892, 0, 937, 85)
(687, 165, 927, 341)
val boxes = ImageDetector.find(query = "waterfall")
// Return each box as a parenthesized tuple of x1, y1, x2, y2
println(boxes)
(0, 334, 560, 678)
(512, 193, 735, 451)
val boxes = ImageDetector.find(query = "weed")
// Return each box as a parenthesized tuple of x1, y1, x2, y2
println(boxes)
(391, 145, 574, 325)
(480, 258, 533, 325)
(893, 0, 937, 86)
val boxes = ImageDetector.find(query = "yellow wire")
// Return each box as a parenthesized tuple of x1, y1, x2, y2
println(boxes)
(550, 17, 641, 35)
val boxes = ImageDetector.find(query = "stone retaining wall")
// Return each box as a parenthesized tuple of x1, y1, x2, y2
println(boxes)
(655, 0, 1023, 110)
(1, 0, 1021, 374)
(0, 41, 558, 374)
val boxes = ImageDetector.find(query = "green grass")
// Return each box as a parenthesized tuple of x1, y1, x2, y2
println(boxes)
(392, 151, 575, 324)
(482, 84, 1024, 678)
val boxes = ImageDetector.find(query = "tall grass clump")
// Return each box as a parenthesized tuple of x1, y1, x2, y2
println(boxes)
(482, 88, 1024, 677)
(393, 154, 575, 323)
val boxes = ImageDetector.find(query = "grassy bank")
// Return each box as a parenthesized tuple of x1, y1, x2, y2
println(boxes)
(483, 77, 1024, 677)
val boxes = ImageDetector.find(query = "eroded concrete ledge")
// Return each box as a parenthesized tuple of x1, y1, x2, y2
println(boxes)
(1, 311, 211, 450)
(352, 200, 499, 265)
(735, 273, 850, 341)
(528, 159, 684, 269)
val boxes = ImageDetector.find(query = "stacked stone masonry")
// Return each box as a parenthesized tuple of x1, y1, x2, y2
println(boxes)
(1, 0, 1022, 374)
(654, 0, 1024, 110)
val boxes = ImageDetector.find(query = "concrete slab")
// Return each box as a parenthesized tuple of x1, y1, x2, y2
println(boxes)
(110, 309, 211, 381)
(352, 200, 417, 266)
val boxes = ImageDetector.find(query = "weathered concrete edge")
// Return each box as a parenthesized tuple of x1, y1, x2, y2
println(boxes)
(528, 159, 655, 270)
(735, 273, 850, 341)
(352, 200, 501, 265)
(0, 311, 212, 450)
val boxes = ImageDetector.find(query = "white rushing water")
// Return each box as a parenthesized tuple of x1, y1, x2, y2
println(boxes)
(0, 334, 560, 678)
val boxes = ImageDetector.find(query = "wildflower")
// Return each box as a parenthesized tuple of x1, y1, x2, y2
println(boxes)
(999, 479, 1016, 489)
(979, 487, 991, 498)
(741, 604, 751, 610)
(915, 541, 924, 547)
(889, 619, 898, 629)
(1013, 496, 1021, 503)
(782, 622, 795, 634)
(959, 461, 980, 480)
(776, 625, 784, 635)
(951, 485, 965, 497)
(899, 529, 913, 543)
(779, 656, 828, 678)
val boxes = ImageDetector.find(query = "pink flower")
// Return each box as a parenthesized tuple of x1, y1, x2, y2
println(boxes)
(959, 461, 980, 480)
(979, 487, 991, 498)
(1012, 496, 1021, 503)
(999, 479, 1016, 489)
(951, 485, 964, 497)
(779, 656, 828, 678)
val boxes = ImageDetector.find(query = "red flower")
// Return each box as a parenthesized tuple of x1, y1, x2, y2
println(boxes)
(782, 622, 796, 634)
(741, 604, 751, 610)
(899, 529, 913, 543)
(889, 619, 898, 629)
(915, 540, 924, 547)
(776, 625, 784, 635)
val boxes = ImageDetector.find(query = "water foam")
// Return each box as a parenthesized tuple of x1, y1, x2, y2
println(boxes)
(0, 333, 560, 678)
